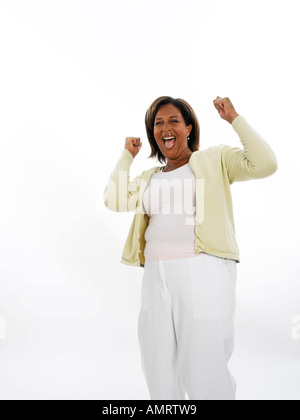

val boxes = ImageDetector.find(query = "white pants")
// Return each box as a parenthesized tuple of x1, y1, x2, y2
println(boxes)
(137, 253, 237, 400)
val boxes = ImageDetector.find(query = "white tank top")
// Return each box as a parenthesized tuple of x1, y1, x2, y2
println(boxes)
(142, 163, 206, 261)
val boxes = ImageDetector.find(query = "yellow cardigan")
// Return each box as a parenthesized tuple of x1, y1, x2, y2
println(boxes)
(103, 116, 278, 268)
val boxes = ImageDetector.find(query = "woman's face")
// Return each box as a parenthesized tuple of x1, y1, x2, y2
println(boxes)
(153, 103, 192, 158)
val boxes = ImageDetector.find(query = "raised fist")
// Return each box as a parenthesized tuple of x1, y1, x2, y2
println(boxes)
(124, 137, 142, 158)
(213, 96, 240, 124)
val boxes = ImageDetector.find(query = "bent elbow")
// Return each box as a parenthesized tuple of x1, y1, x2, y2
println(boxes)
(266, 157, 278, 176)
(103, 198, 114, 212)
(255, 158, 278, 179)
(103, 189, 119, 212)
(103, 197, 114, 212)
(103, 193, 130, 212)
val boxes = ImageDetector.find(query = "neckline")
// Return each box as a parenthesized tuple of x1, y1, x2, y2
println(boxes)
(161, 162, 189, 173)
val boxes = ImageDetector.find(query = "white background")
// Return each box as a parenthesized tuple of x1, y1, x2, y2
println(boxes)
(0, 0, 299, 400)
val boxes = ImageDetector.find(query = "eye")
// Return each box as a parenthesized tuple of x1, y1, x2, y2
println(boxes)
(155, 120, 178, 126)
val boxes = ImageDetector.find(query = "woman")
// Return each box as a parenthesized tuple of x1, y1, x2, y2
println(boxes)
(103, 96, 278, 400)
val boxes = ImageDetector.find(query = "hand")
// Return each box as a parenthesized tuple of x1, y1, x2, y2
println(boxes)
(213, 96, 240, 124)
(125, 137, 142, 158)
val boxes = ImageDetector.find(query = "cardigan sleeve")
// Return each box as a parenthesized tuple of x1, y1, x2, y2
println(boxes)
(103, 149, 144, 212)
(220, 115, 278, 184)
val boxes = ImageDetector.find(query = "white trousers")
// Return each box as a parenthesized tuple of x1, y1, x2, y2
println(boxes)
(137, 253, 237, 400)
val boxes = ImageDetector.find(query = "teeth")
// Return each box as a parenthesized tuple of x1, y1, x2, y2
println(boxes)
(164, 138, 176, 149)
(163, 137, 175, 140)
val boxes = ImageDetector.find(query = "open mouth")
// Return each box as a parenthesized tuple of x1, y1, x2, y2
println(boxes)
(163, 137, 176, 150)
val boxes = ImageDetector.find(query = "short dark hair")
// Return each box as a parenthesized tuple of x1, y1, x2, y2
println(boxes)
(145, 96, 200, 164)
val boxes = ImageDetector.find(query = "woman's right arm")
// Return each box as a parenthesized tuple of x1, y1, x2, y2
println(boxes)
(103, 137, 143, 212)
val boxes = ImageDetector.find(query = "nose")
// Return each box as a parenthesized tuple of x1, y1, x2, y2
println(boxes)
(162, 126, 172, 134)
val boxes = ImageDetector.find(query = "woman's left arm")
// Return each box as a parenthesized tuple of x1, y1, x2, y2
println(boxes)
(213, 96, 278, 183)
